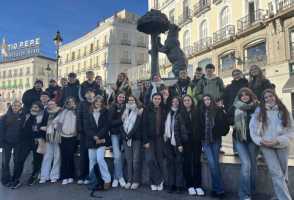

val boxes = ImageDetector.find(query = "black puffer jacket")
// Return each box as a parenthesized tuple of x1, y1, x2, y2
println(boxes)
(121, 115, 142, 141)
(197, 107, 230, 143)
(0, 110, 26, 145)
(142, 104, 166, 145)
(60, 80, 80, 106)
(22, 88, 43, 113)
(84, 108, 109, 149)
(108, 103, 125, 135)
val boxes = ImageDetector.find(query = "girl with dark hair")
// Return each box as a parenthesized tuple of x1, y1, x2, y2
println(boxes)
(108, 92, 126, 188)
(0, 100, 26, 189)
(197, 94, 229, 198)
(84, 95, 111, 190)
(142, 93, 166, 191)
(250, 89, 293, 200)
(248, 65, 273, 100)
(163, 96, 184, 193)
(178, 95, 205, 196)
(121, 95, 143, 190)
(233, 88, 259, 200)
(112, 73, 132, 99)
(58, 97, 78, 185)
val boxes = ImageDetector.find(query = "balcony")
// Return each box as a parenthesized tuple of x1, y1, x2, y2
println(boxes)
(183, 46, 194, 57)
(121, 39, 131, 46)
(158, 0, 174, 10)
(244, 55, 267, 71)
(194, 0, 211, 17)
(213, 25, 235, 44)
(213, 0, 222, 4)
(178, 9, 192, 27)
(277, 0, 294, 12)
(237, 9, 265, 34)
(120, 58, 132, 64)
(194, 37, 212, 53)
(137, 42, 147, 48)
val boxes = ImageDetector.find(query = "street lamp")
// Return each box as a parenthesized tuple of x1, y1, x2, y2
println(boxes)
(53, 31, 63, 80)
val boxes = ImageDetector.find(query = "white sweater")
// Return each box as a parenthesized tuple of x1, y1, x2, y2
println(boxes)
(57, 109, 77, 138)
(249, 107, 294, 148)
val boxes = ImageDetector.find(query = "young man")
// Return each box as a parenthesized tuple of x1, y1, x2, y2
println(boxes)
(169, 70, 192, 98)
(22, 80, 44, 113)
(79, 71, 100, 101)
(60, 73, 80, 106)
(193, 64, 225, 101)
(45, 79, 61, 102)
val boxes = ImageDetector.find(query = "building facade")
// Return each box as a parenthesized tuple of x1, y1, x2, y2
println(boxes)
(58, 10, 149, 84)
(0, 55, 56, 101)
(148, 0, 294, 112)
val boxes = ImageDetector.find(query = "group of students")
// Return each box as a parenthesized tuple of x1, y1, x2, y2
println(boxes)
(0, 63, 293, 200)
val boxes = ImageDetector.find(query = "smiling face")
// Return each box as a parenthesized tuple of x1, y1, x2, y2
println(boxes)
(171, 98, 179, 109)
(66, 98, 76, 109)
(183, 96, 192, 109)
(203, 96, 212, 107)
(11, 101, 22, 113)
(93, 98, 103, 109)
(264, 91, 276, 105)
(117, 93, 126, 104)
(240, 92, 250, 103)
(152, 95, 162, 107)
(47, 100, 57, 110)
(31, 104, 41, 113)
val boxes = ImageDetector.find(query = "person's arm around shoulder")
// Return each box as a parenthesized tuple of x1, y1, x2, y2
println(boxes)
(249, 108, 262, 146)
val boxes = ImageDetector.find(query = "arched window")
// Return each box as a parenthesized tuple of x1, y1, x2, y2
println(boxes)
(220, 6, 229, 28)
(183, 0, 189, 18)
(200, 20, 208, 39)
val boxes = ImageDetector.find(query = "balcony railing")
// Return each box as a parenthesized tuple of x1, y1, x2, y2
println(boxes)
(120, 58, 132, 64)
(213, 25, 235, 44)
(244, 55, 267, 71)
(183, 46, 194, 57)
(194, 0, 211, 17)
(121, 39, 131, 46)
(213, 0, 222, 4)
(277, 0, 294, 12)
(237, 9, 265, 33)
(178, 9, 192, 26)
(194, 37, 212, 52)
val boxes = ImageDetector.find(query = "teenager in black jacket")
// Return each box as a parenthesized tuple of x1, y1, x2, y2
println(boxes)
(177, 95, 205, 196)
(121, 95, 143, 190)
(142, 93, 166, 191)
(197, 94, 229, 198)
(108, 92, 126, 187)
(0, 100, 26, 189)
(163, 96, 184, 193)
(84, 95, 111, 190)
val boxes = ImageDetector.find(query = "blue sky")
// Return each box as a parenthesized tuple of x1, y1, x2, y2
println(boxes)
(0, 0, 148, 57)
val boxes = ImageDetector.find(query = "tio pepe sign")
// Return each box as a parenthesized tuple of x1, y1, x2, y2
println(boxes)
(7, 38, 40, 51)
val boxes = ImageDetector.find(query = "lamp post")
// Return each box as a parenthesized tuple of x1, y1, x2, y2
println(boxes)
(53, 31, 63, 80)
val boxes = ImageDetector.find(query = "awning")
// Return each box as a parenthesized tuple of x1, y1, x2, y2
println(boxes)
(282, 76, 294, 93)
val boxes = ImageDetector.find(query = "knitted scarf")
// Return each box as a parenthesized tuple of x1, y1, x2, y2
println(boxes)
(122, 104, 138, 147)
(164, 108, 177, 146)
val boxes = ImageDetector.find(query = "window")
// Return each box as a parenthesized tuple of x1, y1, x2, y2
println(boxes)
(77, 49, 81, 58)
(96, 40, 100, 50)
(219, 51, 236, 71)
(183, 0, 189, 18)
(290, 28, 294, 59)
(19, 68, 23, 76)
(90, 43, 94, 53)
(245, 41, 266, 63)
(14, 69, 18, 76)
(198, 58, 212, 69)
(26, 67, 30, 75)
(183, 30, 191, 56)
(84, 46, 87, 56)
(71, 51, 75, 60)
(66, 54, 69, 62)
(220, 6, 229, 29)
(96, 56, 100, 67)
(200, 20, 208, 39)
(169, 9, 175, 24)
(89, 58, 93, 69)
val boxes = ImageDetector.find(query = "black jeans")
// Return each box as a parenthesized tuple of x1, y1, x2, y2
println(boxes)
(145, 137, 165, 185)
(183, 141, 202, 188)
(79, 134, 89, 180)
(165, 142, 184, 188)
(60, 137, 77, 179)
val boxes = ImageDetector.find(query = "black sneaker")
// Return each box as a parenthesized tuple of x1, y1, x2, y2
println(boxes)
(27, 176, 38, 186)
(10, 180, 22, 189)
(2, 181, 13, 187)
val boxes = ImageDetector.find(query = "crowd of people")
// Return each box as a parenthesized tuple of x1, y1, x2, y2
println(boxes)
(0, 64, 293, 200)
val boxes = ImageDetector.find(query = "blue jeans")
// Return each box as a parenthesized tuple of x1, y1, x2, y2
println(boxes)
(235, 140, 258, 200)
(203, 141, 224, 194)
(111, 134, 123, 180)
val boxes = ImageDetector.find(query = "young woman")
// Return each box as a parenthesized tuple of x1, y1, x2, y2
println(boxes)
(23, 101, 45, 185)
(163, 97, 184, 193)
(197, 94, 229, 198)
(39, 100, 62, 183)
(84, 95, 111, 190)
(248, 65, 273, 100)
(121, 95, 143, 190)
(233, 88, 258, 200)
(178, 95, 205, 196)
(58, 97, 78, 185)
(250, 89, 293, 200)
(142, 93, 166, 191)
(110, 73, 132, 101)
(0, 100, 26, 189)
(108, 92, 126, 188)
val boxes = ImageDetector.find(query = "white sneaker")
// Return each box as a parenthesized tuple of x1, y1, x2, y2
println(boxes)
(112, 179, 119, 188)
(119, 178, 126, 187)
(131, 183, 139, 190)
(124, 182, 131, 189)
(39, 179, 47, 184)
(188, 187, 197, 195)
(51, 179, 58, 183)
(62, 179, 68, 185)
(195, 187, 205, 196)
(67, 178, 74, 184)
(83, 180, 90, 185)
(151, 185, 157, 191)
(77, 180, 84, 185)
(157, 182, 163, 191)
(244, 198, 251, 200)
